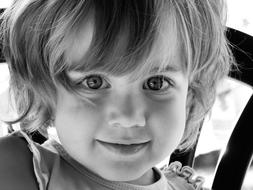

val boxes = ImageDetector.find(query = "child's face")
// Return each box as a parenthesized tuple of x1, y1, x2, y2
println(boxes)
(54, 19, 189, 185)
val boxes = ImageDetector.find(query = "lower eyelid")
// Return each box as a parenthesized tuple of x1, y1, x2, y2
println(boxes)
(74, 74, 176, 91)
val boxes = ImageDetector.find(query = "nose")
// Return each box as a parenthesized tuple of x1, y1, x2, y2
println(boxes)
(107, 93, 146, 128)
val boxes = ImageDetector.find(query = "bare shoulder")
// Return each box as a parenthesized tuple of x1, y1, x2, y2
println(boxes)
(0, 134, 38, 190)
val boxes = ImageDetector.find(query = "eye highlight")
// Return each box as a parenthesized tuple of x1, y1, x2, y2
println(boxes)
(76, 74, 111, 90)
(71, 72, 174, 93)
(143, 75, 174, 92)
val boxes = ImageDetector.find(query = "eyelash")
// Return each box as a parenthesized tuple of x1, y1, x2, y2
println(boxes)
(76, 74, 174, 93)
(75, 74, 111, 90)
(143, 75, 174, 93)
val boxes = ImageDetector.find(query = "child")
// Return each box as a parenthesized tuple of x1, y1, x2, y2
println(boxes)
(0, 0, 233, 189)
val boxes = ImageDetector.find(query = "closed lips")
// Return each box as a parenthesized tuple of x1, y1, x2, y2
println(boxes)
(96, 140, 150, 145)
(96, 140, 150, 155)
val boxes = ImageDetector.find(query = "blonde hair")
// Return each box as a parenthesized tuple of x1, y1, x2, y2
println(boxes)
(0, 0, 234, 150)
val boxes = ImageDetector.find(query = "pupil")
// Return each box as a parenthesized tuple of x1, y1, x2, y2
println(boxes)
(148, 77, 163, 90)
(87, 76, 102, 89)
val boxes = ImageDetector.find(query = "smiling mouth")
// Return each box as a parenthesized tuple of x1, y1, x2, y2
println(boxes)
(96, 140, 150, 156)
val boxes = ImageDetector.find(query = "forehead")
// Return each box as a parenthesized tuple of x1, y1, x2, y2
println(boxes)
(64, 10, 184, 78)
(65, 16, 94, 64)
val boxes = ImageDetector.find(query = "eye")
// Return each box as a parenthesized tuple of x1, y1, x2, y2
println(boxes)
(143, 75, 173, 92)
(77, 74, 110, 90)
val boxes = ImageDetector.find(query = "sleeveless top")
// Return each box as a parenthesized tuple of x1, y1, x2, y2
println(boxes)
(10, 130, 204, 190)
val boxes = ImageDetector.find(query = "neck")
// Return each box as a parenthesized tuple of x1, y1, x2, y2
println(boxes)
(127, 168, 157, 186)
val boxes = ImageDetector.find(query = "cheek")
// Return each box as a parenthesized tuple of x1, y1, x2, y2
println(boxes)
(154, 101, 185, 133)
(54, 93, 102, 142)
(148, 97, 186, 153)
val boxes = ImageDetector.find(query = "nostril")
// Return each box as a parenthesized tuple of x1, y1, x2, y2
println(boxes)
(108, 122, 145, 128)
(108, 116, 146, 128)
(106, 98, 147, 128)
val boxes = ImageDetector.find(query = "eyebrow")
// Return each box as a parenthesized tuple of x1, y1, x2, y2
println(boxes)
(148, 64, 181, 74)
(67, 63, 181, 79)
